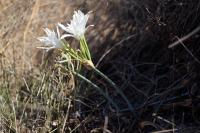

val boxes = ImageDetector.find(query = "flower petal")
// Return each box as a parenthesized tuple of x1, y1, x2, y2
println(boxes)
(58, 23, 68, 31)
(61, 34, 74, 39)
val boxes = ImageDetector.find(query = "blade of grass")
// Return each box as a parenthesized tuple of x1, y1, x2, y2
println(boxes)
(73, 71, 119, 112)
(93, 68, 135, 113)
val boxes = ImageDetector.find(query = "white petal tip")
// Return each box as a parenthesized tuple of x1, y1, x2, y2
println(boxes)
(88, 10, 93, 14)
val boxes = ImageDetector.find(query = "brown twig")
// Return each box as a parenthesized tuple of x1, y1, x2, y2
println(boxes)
(174, 36, 200, 65)
(103, 116, 109, 133)
(168, 26, 200, 48)
(96, 34, 137, 67)
(23, 0, 40, 68)
(151, 129, 178, 133)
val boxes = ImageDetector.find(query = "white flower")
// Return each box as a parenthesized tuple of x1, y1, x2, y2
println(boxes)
(37, 26, 63, 50)
(58, 10, 93, 40)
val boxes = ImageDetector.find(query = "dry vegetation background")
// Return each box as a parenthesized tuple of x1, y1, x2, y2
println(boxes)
(0, 0, 128, 71)
(1, 0, 200, 132)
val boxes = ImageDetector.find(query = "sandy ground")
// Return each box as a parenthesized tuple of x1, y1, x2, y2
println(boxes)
(0, 0, 77, 72)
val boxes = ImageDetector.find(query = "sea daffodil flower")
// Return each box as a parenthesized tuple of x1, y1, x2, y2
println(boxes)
(37, 27, 63, 50)
(58, 10, 93, 40)
(58, 10, 93, 66)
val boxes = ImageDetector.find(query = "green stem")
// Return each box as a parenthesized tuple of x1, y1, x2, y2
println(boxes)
(93, 68, 134, 112)
(82, 36, 91, 60)
(73, 71, 119, 112)
(79, 39, 87, 59)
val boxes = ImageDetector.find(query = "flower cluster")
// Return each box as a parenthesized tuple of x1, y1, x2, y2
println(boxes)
(37, 10, 94, 69)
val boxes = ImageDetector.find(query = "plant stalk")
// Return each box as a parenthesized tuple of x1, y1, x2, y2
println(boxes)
(73, 71, 119, 112)
(93, 68, 134, 112)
